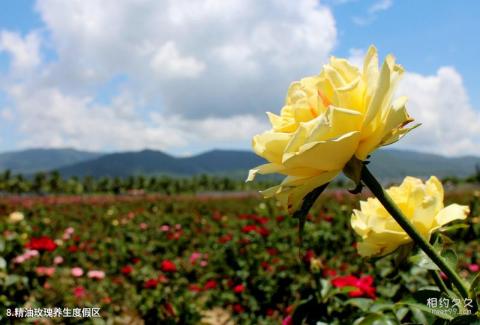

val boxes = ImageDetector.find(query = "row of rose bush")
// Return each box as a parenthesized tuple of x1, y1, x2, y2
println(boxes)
(1, 191, 479, 323)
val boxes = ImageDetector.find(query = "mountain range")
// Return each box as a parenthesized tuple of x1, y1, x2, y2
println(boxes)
(0, 148, 479, 180)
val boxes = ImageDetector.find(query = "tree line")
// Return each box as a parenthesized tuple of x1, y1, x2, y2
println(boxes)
(1, 166, 479, 195)
(0, 170, 277, 195)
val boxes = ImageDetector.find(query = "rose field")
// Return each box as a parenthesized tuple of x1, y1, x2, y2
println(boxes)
(0, 188, 479, 324)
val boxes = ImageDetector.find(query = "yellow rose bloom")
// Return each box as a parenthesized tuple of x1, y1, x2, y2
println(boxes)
(351, 176, 469, 257)
(247, 45, 415, 212)
(8, 211, 24, 223)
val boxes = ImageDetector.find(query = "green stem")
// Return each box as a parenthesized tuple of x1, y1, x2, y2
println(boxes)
(430, 270, 449, 294)
(360, 166, 470, 299)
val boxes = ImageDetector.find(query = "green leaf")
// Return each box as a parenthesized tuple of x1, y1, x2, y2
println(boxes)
(293, 182, 329, 245)
(410, 251, 440, 270)
(396, 290, 457, 321)
(0, 238, 4, 252)
(470, 272, 480, 296)
(450, 315, 480, 325)
(439, 223, 469, 233)
(394, 242, 414, 268)
(353, 312, 399, 325)
(441, 249, 458, 269)
(291, 296, 316, 325)
(394, 307, 409, 322)
(346, 298, 374, 312)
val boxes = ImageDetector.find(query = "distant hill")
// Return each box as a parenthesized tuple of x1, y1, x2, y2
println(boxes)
(368, 150, 480, 180)
(0, 148, 102, 174)
(56, 149, 266, 178)
(0, 147, 478, 180)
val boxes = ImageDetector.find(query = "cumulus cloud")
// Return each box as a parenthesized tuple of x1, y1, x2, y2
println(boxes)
(0, 0, 478, 157)
(33, 0, 336, 117)
(0, 0, 337, 153)
(0, 31, 41, 73)
(397, 67, 480, 156)
(4, 82, 268, 152)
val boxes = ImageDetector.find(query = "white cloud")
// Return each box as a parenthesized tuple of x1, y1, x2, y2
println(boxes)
(396, 67, 480, 156)
(5, 82, 267, 152)
(0, 108, 14, 121)
(369, 0, 393, 14)
(33, 0, 336, 118)
(0, 31, 41, 73)
(150, 41, 206, 79)
(0, 0, 337, 152)
(353, 0, 393, 26)
(1, 0, 479, 158)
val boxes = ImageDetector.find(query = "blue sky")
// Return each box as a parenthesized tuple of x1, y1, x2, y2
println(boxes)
(332, 0, 480, 105)
(0, 0, 479, 156)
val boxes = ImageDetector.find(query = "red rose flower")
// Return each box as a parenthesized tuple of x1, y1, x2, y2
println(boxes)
(332, 275, 376, 299)
(25, 236, 57, 252)
(233, 284, 245, 293)
(189, 284, 202, 292)
(204, 279, 217, 290)
(121, 265, 133, 275)
(233, 304, 245, 314)
(73, 286, 86, 298)
(164, 303, 176, 317)
(218, 234, 233, 244)
(261, 261, 272, 272)
(254, 216, 269, 225)
(303, 249, 315, 265)
(266, 247, 278, 256)
(241, 225, 257, 233)
(161, 260, 177, 273)
(144, 278, 159, 289)
(131, 257, 141, 264)
(322, 267, 337, 277)
(67, 245, 78, 253)
(256, 226, 269, 237)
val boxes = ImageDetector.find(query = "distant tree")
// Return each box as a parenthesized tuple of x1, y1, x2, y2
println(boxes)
(48, 171, 62, 194)
(32, 172, 48, 194)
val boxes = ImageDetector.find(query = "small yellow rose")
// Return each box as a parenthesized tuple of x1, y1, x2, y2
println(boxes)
(247, 46, 415, 212)
(8, 211, 24, 223)
(351, 176, 469, 257)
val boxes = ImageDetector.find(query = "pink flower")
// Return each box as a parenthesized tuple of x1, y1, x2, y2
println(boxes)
(200, 260, 208, 267)
(468, 264, 480, 273)
(71, 267, 84, 277)
(139, 222, 148, 230)
(87, 270, 106, 280)
(65, 227, 75, 235)
(36, 266, 55, 277)
(175, 224, 182, 230)
(25, 250, 39, 258)
(282, 315, 292, 325)
(54, 256, 64, 265)
(189, 252, 202, 265)
(160, 225, 170, 232)
(13, 250, 39, 264)
(13, 256, 26, 264)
